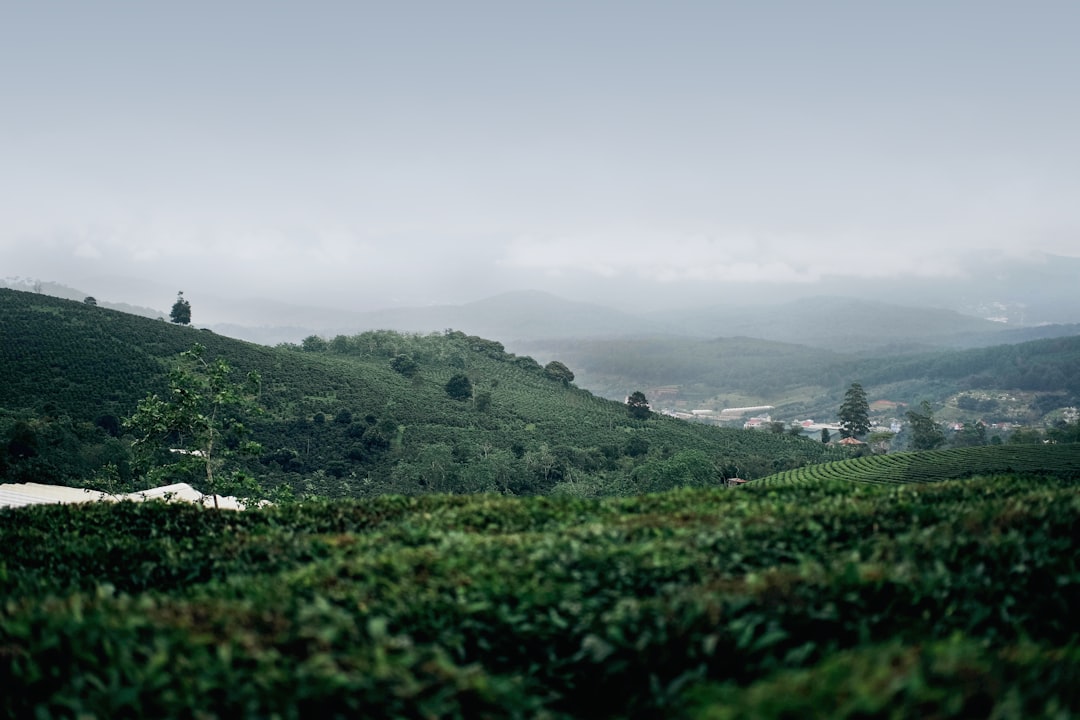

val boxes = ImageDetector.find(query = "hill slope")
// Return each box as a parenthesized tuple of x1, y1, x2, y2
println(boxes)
(519, 331, 1080, 427)
(0, 289, 843, 496)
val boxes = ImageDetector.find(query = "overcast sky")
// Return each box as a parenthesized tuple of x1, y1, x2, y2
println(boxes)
(2, 1, 1078, 318)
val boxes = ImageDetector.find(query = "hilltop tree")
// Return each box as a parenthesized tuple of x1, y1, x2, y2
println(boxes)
(125, 343, 263, 507)
(906, 401, 946, 450)
(83, 296, 97, 306)
(543, 360, 575, 386)
(301, 335, 327, 352)
(170, 291, 192, 325)
(329, 335, 351, 354)
(627, 391, 651, 420)
(838, 382, 870, 438)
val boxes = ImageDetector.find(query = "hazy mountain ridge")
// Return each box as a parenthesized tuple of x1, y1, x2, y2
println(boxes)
(11, 253, 1080, 351)
(0, 277, 165, 319)
(643, 296, 1010, 351)
(208, 290, 672, 346)
(211, 290, 1080, 354)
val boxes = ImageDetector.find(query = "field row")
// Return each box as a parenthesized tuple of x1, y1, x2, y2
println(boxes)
(753, 443, 1080, 487)
(2, 472, 1078, 717)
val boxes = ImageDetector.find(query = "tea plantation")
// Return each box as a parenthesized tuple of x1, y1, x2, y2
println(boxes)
(754, 443, 1080, 486)
(3, 470, 1078, 717)
(0, 288, 843, 497)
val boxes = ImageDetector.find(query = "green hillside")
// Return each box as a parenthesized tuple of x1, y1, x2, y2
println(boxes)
(0, 289, 843, 496)
(519, 334, 842, 403)
(2, 472, 1077, 717)
(519, 330, 1080, 424)
(845, 334, 1080, 395)
(754, 444, 1080, 487)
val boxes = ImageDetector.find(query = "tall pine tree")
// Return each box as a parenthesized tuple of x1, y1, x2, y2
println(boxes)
(838, 382, 870, 438)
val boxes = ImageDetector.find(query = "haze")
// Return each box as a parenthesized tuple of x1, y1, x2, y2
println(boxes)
(2, 1, 1079, 323)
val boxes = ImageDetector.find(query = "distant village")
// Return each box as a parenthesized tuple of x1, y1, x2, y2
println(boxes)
(659, 397, 1028, 447)
(662, 404, 861, 438)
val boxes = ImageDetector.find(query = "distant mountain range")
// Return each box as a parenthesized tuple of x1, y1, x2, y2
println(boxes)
(246, 289, 1079, 355)
(643, 296, 1010, 351)
(8, 253, 1080, 354)
(210, 290, 668, 346)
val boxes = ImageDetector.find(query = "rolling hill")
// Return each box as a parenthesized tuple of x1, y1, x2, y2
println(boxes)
(0, 288, 843, 497)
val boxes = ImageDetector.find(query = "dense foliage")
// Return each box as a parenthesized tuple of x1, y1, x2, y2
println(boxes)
(1, 470, 1077, 717)
(169, 291, 191, 325)
(906, 400, 947, 450)
(0, 289, 843, 496)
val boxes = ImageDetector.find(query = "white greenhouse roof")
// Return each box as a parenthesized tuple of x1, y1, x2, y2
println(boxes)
(0, 482, 252, 510)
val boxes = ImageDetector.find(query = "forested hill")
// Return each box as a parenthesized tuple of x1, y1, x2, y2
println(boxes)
(0, 289, 843, 497)
(842, 334, 1080, 395)
(521, 330, 1080, 423)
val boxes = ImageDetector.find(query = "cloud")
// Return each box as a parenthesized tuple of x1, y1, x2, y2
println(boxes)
(499, 228, 971, 286)
(73, 242, 101, 259)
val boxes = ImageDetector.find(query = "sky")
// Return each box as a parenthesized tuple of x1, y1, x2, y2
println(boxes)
(2, 1, 1078, 320)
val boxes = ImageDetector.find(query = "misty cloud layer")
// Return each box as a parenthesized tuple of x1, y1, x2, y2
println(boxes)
(2, 1, 1078, 319)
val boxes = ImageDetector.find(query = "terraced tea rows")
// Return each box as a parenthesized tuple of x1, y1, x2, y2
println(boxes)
(3, 472, 1078, 717)
(752, 443, 1080, 487)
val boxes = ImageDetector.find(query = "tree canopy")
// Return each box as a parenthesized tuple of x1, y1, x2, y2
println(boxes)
(444, 373, 473, 401)
(169, 291, 191, 325)
(626, 391, 651, 420)
(391, 354, 420, 378)
(125, 343, 263, 506)
(906, 401, 946, 450)
(838, 382, 870, 438)
(543, 361, 575, 386)
(301, 335, 327, 353)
